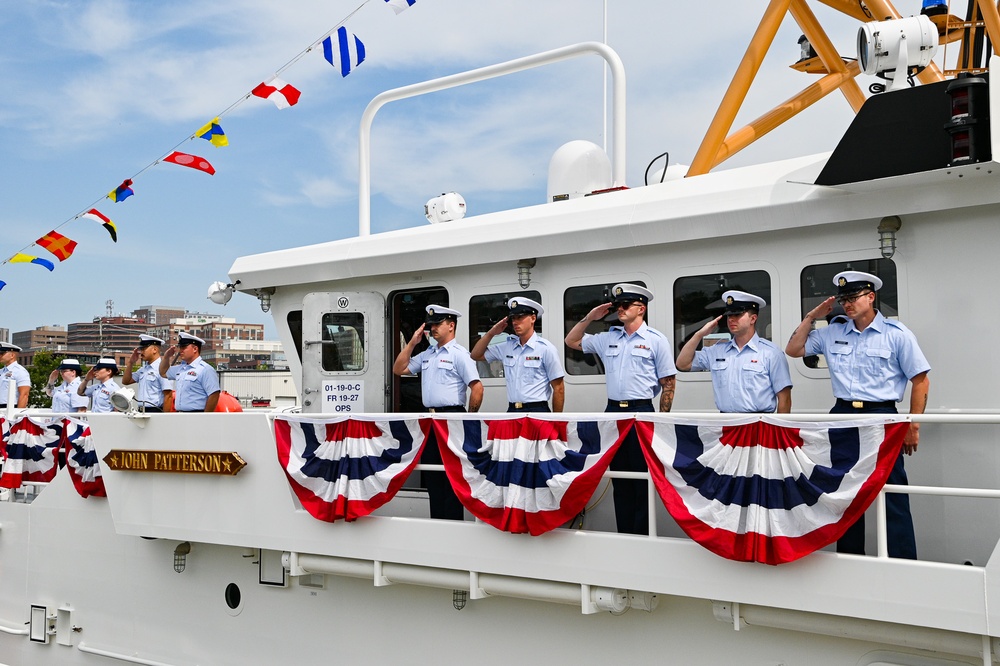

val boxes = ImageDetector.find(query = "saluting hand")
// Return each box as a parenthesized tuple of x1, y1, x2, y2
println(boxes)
(408, 324, 426, 346)
(586, 302, 613, 322)
(164, 345, 179, 362)
(808, 296, 836, 320)
(698, 315, 723, 336)
(48, 369, 58, 383)
(489, 317, 508, 336)
(129, 348, 140, 365)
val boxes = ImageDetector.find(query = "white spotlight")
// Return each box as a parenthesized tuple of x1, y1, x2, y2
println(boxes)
(207, 281, 234, 306)
(424, 192, 466, 224)
(857, 15, 938, 91)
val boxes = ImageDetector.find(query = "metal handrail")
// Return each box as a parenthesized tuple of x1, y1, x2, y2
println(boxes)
(358, 41, 627, 236)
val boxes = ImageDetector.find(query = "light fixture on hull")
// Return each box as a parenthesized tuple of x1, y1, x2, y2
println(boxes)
(878, 216, 902, 259)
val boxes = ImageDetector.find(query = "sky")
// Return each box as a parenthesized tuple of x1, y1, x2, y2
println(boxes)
(0, 0, 949, 339)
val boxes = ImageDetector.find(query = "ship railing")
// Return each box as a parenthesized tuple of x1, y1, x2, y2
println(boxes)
(410, 410, 1000, 561)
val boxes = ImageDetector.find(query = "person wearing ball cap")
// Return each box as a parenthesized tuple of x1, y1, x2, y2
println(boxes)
(565, 282, 676, 535)
(0, 342, 30, 409)
(45, 358, 89, 413)
(393, 304, 482, 520)
(676, 290, 792, 413)
(78, 358, 121, 413)
(159, 332, 221, 412)
(471, 296, 565, 412)
(787, 270, 930, 559)
(123, 334, 170, 412)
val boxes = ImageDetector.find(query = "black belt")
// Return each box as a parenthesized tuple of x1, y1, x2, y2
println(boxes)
(835, 398, 895, 410)
(509, 401, 548, 409)
(178, 409, 204, 413)
(608, 399, 653, 409)
(426, 406, 465, 413)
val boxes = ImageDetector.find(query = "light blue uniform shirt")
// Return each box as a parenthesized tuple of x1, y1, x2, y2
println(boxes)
(484, 333, 565, 403)
(408, 339, 479, 408)
(805, 312, 930, 402)
(85, 379, 120, 413)
(691, 333, 792, 413)
(0, 362, 30, 405)
(51, 378, 88, 412)
(582, 322, 676, 401)
(167, 357, 221, 411)
(132, 362, 167, 408)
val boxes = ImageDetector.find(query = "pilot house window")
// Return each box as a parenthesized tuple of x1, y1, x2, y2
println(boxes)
(564, 281, 646, 376)
(469, 291, 541, 379)
(799, 259, 898, 369)
(673, 270, 772, 359)
(320, 313, 366, 372)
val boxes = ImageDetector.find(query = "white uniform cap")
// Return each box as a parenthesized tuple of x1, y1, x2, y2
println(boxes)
(722, 290, 766, 314)
(0, 342, 22, 353)
(507, 297, 544, 317)
(424, 305, 462, 323)
(94, 358, 119, 373)
(139, 334, 165, 346)
(177, 332, 206, 346)
(611, 283, 653, 304)
(833, 271, 883, 294)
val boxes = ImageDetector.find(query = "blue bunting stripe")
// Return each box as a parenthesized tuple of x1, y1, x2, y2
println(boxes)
(274, 416, 427, 522)
(636, 418, 910, 564)
(435, 417, 629, 535)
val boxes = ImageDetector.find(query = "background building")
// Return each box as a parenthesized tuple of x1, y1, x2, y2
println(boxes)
(131, 305, 186, 326)
(13, 326, 67, 351)
(150, 315, 265, 352)
(68, 317, 152, 353)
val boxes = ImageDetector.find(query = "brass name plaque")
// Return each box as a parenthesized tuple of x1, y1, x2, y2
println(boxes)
(103, 450, 247, 476)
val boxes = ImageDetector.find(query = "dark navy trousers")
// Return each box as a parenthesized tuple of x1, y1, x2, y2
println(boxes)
(830, 401, 917, 559)
(605, 401, 655, 535)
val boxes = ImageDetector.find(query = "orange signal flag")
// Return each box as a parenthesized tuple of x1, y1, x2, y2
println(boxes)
(35, 231, 78, 261)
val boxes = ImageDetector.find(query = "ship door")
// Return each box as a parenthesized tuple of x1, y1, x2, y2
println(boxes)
(301, 291, 385, 415)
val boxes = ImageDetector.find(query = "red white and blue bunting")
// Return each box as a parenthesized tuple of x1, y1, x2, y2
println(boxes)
(274, 415, 427, 522)
(434, 416, 627, 535)
(63, 417, 106, 498)
(0, 415, 106, 498)
(635, 416, 909, 564)
(273, 414, 909, 564)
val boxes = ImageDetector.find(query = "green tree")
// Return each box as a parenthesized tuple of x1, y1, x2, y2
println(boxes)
(28, 351, 59, 408)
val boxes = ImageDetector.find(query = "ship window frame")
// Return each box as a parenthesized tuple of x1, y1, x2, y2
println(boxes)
(796, 257, 899, 371)
(672, 270, 773, 382)
(563, 280, 647, 377)
(319, 312, 367, 373)
(469, 290, 542, 380)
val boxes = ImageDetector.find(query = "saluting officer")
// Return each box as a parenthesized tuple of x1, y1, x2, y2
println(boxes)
(160, 332, 221, 413)
(565, 283, 676, 535)
(676, 290, 792, 413)
(0, 343, 30, 409)
(393, 305, 482, 520)
(471, 297, 565, 412)
(123, 334, 170, 412)
(786, 270, 929, 559)
(45, 358, 88, 413)
(78, 358, 121, 413)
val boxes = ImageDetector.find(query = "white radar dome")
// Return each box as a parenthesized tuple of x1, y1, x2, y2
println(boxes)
(547, 140, 612, 202)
